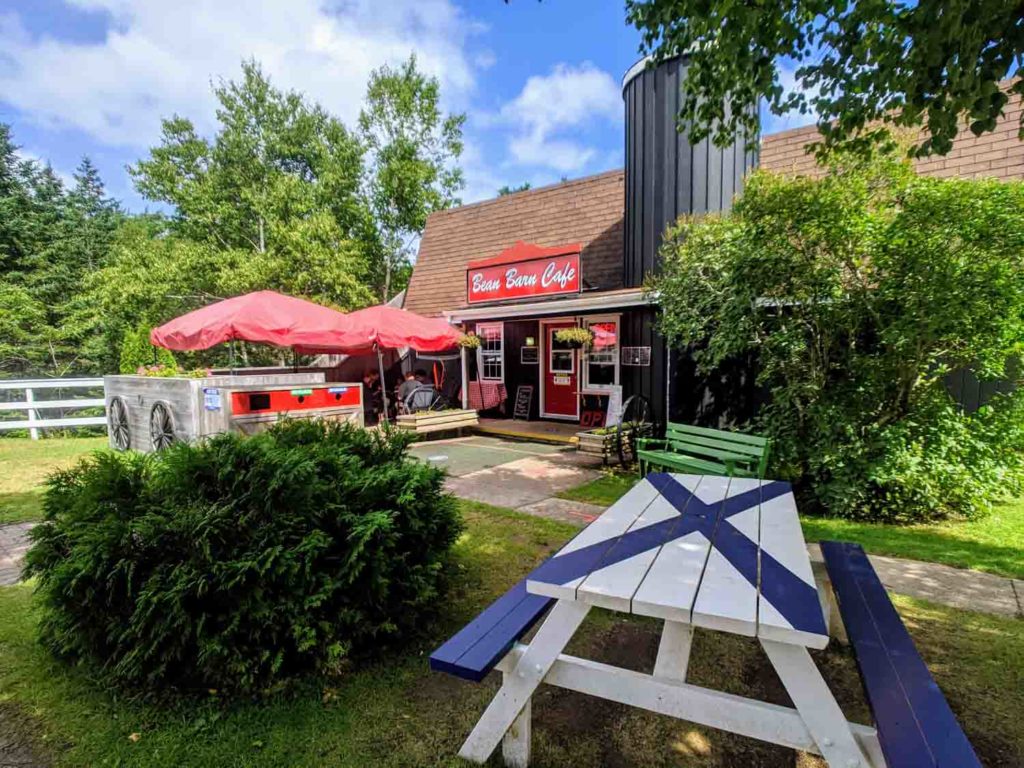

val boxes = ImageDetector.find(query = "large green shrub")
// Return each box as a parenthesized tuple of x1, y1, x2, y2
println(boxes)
(653, 151, 1024, 522)
(25, 420, 462, 694)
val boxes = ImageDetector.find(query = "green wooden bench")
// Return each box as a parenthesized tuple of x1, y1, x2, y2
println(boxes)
(636, 422, 771, 478)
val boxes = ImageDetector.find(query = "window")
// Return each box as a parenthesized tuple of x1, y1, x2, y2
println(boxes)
(583, 318, 619, 389)
(476, 323, 504, 381)
(549, 331, 575, 373)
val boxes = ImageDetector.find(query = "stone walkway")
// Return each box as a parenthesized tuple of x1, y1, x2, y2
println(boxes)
(0, 522, 33, 587)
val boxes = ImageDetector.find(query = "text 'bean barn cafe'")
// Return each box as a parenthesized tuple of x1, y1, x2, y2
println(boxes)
(402, 54, 1023, 431)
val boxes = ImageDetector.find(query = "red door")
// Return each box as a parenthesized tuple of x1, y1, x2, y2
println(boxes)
(543, 322, 579, 419)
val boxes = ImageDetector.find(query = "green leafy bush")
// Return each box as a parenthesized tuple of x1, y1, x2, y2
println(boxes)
(653, 150, 1024, 522)
(25, 420, 462, 694)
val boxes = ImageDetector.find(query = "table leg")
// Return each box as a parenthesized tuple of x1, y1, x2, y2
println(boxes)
(761, 639, 870, 768)
(653, 620, 693, 681)
(501, 690, 530, 768)
(459, 600, 591, 764)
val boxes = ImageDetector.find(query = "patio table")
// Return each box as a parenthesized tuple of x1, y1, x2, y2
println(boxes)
(457, 473, 884, 768)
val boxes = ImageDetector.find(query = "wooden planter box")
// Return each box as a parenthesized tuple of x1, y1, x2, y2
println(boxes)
(576, 424, 651, 464)
(395, 408, 479, 435)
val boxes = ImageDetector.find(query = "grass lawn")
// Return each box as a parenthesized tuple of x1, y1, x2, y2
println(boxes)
(1, 498, 1022, 767)
(559, 471, 1024, 580)
(0, 437, 1022, 765)
(0, 437, 107, 525)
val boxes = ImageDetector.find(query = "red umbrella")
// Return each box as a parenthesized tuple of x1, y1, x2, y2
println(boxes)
(150, 291, 351, 352)
(327, 304, 463, 354)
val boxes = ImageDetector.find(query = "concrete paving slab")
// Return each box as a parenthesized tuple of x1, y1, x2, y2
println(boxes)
(446, 456, 601, 509)
(0, 522, 35, 586)
(409, 436, 571, 477)
(808, 543, 1022, 618)
(519, 498, 605, 526)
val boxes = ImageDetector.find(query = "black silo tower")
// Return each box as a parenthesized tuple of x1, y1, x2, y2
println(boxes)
(622, 55, 758, 288)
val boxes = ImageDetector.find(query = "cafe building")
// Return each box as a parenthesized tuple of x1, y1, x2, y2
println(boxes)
(403, 56, 1023, 430)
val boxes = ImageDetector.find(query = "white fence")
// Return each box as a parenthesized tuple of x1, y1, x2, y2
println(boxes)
(0, 378, 106, 439)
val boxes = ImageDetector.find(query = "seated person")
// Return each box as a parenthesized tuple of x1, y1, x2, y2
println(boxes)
(362, 370, 383, 423)
(404, 374, 445, 413)
(398, 371, 420, 405)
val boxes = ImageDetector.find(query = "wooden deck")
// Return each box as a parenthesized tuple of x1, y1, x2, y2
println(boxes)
(473, 418, 580, 445)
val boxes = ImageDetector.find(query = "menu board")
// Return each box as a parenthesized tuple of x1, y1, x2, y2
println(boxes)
(513, 385, 534, 420)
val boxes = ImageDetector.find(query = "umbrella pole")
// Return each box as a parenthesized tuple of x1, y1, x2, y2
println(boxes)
(376, 345, 389, 424)
(460, 346, 469, 410)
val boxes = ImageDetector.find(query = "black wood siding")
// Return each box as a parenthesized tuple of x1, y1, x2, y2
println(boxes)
(501, 320, 541, 420)
(619, 308, 668, 428)
(622, 56, 758, 288)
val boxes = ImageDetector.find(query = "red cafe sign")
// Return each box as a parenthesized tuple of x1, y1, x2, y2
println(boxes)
(467, 241, 582, 304)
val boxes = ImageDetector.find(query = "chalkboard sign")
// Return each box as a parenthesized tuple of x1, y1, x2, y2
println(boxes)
(520, 346, 539, 364)
(512, 385, 534, 420)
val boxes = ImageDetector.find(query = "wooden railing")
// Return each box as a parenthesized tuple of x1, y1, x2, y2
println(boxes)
(0, 378, 106, 439)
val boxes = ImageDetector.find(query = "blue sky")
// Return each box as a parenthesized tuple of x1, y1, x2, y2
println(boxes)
(0, 0, 812, 212)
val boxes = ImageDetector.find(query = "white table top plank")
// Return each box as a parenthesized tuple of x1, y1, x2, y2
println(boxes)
(756, 490, 829, 648)
(526, 476, 662, 600)
(690, 477, 763, 636)
(574, 491, 682, 611)
(630, 474, 725, 623)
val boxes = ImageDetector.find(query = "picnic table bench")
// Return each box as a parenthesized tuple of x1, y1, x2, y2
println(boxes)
(430, 473, 981, 768)
(637, 422, 771, 478)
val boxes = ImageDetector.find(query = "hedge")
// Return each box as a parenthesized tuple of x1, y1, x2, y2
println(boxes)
(25, 420, 462, 694)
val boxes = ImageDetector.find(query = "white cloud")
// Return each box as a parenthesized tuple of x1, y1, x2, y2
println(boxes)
(0, 0, 481, 147)
(474, 50, 497, 70)
(16, 148, 75, 189)
(496, 62, 620, 173)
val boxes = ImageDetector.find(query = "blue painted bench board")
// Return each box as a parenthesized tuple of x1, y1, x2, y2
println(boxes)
(821, 541, 981, 768)
(429, 577, 554, 682)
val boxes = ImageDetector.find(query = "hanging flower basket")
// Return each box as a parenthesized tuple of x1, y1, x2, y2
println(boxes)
(554, 327, 594, 349)
(457, 332, 482, 349)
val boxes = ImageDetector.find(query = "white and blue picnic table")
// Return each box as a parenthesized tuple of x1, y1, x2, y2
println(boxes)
(445, 473, 887, 768)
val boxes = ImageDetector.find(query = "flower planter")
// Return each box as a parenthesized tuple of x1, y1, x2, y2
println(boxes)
(576, 423, 652, 465)
(395, 408, 479, 435)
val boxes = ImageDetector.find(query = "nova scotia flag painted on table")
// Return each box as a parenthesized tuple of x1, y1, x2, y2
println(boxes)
(527, 472, 828, 639)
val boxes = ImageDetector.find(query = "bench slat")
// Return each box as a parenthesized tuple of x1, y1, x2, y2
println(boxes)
(666, 422, 769, 447)
(821, 542, 981, 768)
(638, 450, 757, 478)
(664, 429, 766, 457)
(429, 579, 552, 682)
(662, 440, 760, 465)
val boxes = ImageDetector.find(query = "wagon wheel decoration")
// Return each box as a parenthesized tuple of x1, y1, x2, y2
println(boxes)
(108, 396, 131, 451)
(149, 402, 176, 451)
(615, 394, 654, 467)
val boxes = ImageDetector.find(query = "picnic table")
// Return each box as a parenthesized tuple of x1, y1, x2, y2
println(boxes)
(452, 473, 884, 767)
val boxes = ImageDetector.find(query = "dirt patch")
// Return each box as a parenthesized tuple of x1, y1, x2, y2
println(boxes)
(0, 705, 50, 768)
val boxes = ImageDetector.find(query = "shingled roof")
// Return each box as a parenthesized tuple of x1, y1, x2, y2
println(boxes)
(407, 95, 1022, 318)
(405, 169, 624, 317)
(762, 81, 1023, 180)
